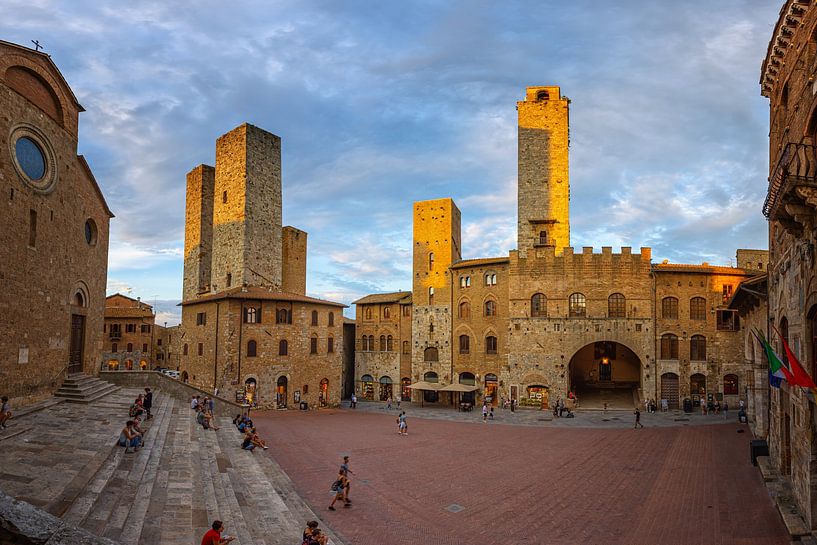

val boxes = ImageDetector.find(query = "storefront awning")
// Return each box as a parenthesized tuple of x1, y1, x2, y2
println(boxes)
(409, 381, 441, 391)
(438, 383, 479, 392)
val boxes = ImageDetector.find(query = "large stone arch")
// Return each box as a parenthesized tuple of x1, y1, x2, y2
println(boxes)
(568, 340, 642, 409)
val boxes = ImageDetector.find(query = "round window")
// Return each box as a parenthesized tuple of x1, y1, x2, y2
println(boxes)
(15, 137, 46, 180)
(84, 219, 97, 245)
(9, 124, 57, 193)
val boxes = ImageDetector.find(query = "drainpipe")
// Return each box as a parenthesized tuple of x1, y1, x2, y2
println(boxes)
(213, 302, 220, 392)
(651, 268, 657, 401)
(237, 302, 244, 388)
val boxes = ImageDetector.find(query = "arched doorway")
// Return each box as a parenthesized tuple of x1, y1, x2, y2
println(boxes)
(423, 372, 439, 403)
(139, 360, 148, 370)
(690, 373, 706, 407)
(181, 370, 189, 383)
(484, 373, 498, 406)
(379, 376, 393, 401)
(319, 378, 329, 407)
(459, 372, 476, 404)
(276, 376, 288, 408)
(360, 374, 374, 400)
(245, 377, 258, 406)
(125, 359, 134, 371)
(660, 373, 679, 410)
(568, 341, 641, 409)
(401, 377, 411, 401)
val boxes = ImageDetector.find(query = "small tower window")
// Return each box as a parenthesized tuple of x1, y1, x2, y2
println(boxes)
(538, 231, 547, 245)
(428, 252, 435, 270)
(536, 90, 549, 101)
(222, 191, 228, 203)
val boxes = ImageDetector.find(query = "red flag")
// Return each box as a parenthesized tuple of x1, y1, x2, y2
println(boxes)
(780, 334, 817, 389)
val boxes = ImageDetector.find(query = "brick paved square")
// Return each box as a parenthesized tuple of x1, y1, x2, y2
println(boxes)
(254, 410, 789, 545)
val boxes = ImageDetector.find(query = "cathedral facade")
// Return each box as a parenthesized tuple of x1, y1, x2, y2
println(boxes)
(354, 86, 765, 416)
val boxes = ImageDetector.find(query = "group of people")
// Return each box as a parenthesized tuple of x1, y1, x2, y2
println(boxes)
(700, 397, 728, 415)
(643, 398, 658, 413)
(232, 414, 269, 450)
(552, 397, 573, 418)
(119, 388, 153, 453)
(192, 395, 219, 431)
(481, 403, 494, 422)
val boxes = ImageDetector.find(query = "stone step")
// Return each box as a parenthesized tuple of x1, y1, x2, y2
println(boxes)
(56, 374, 120, 404)
(62, 394, 173, 541)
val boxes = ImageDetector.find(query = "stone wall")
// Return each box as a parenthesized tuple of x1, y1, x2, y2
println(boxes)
(182, 164, 214, 300)
(517, 86, 570, 255)
(0, 42, 111, 408)
(281, 226, 307, 295)
(736, 249, 769, 272)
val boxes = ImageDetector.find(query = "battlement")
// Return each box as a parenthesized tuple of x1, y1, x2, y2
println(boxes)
(512, 245, 651, 263)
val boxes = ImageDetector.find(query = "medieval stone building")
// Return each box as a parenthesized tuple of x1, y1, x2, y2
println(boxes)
(760, 0, 817, 530)
(354, 86, 765, 416)
(102, 293, 157, 370)
(0, 40, 112, 406)
(177, 123, 344, 409)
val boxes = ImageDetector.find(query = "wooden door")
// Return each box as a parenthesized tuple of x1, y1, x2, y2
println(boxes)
(661, 373, 679, 409)
(69, 314, 85, 374)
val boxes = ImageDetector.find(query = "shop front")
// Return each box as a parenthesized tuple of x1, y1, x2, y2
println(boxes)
(360, 374, 375, 400)
(484, 373, 498, 406)
(379, 376, 393, 401)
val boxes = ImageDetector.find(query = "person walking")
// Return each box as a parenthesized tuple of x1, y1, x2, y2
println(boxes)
(386, 396, 392, 410)
(510, 398, 516, 413)
(634, 407, 644, 429)
(399, 411, 408, 435)
(201, 520, 235, 545)
(351, 394, 357, 409)
(0, 396, 12, 429)
(340, 455, 355, 503)
(328, 472, 349, 511)
(482, 404, 488, 423)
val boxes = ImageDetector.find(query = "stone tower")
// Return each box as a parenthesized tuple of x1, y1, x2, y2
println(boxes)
(281, 226, 307, 295)
(211, 123, 283, 292)
(411, 198, 462, 386)
(183, 165, 215, 301)
(517, 86, 570, 256)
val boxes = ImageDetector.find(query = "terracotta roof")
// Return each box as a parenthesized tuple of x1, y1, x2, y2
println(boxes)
(652, 264, 753, 275)
(352, 292, 412, 305)
(728, 273, 768, 310)
(104, 307, 155, 319)
(181, 286, 347, 308)
(450, 257, 509, 270)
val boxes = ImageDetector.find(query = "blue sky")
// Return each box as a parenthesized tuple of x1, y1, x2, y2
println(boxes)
(2, 1, 779, 325)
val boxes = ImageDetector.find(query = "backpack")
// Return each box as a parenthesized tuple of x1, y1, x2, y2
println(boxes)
(331, 479, 343, 491)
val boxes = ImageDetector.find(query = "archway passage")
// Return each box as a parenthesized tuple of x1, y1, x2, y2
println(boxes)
(568, 341, 641, 409)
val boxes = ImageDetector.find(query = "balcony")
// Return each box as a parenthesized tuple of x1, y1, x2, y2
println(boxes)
(763, 143, 817, 230)
(109, 331, 122, 340)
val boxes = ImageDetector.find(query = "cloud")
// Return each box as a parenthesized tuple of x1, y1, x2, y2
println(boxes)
(0, 0, 779, 308)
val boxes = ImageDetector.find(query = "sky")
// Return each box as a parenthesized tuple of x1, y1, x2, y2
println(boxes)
(2, 0, 780, 325)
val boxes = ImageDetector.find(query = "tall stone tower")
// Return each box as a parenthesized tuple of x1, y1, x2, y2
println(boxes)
(210, 123, 283, 292)
(183, 165, 215, 301)
(411, 198, 462, 387)
(517, 86, 570, 256)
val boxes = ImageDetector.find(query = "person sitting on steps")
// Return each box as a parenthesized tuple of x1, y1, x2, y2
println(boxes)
(118, 420, 142, 453)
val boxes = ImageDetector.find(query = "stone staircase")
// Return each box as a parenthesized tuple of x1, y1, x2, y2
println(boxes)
(59, 392, 345, 544)
(55, 373, 120, 403)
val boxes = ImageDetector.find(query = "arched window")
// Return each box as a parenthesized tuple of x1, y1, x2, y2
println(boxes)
(244, 307, 258, 324)
(311, 310, 319, 326)
(247, 340, 257, 357)
(368, 335, 375, 351)
(364, 307, 372, 320)
(327, 336, 334, 353)
(608, 293, 626, 318)
(424, 347, 439, 362)
(310, 335, 318, 354)
(662, 297, 678, 319)
(531, 293, 547, 317)
(485, 273, 497, 286)
(112, 343, 118, 353)
(484, 299, 497, 316)
(428, 252, 434, 270)
(402, 340, 410, 354)
(459, 334, 470, 354)
(279, 339, 288, 355)
(424, 371, 438, 383)
(459, 301, 471, 318)
(538, 231, 547, 245)
(690, 297, 707, 321)
(460, 276, 471, 288)
(328, 312, 335, 327)
(127, 343, 133, 352)
(73, 290, 85, 307)
(724, 374, 739, 395)
(568, 293, 586, 317)
(379, 335, 387, 351)
(690, 335, 706, 361)
(387, 335, 393, 351)
(428, 286, 434, 305)
(486, 335, 498, 354)
(383, 306, 391, 319)
(660, 333, 679, 360)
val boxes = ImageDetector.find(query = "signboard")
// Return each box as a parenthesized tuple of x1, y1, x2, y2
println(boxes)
(235, 388, 246, 404)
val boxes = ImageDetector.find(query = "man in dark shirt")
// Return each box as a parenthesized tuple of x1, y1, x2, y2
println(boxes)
(143, 388, 153, 420)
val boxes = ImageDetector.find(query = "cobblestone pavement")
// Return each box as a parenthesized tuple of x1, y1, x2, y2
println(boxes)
(254, 407, 789, 545)
(345, 400, 752, 428)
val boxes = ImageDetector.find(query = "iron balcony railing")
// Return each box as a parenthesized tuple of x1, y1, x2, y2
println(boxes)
(764, 142, 817, 219)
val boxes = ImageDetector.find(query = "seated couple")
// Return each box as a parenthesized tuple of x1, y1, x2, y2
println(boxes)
(241, 427, 268, 450)
(196, 404, 219, 430)
(118, 420, 143, 453)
